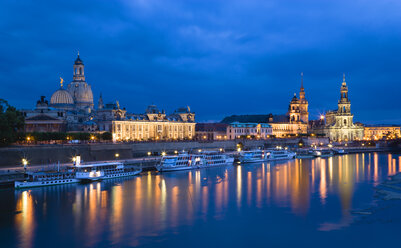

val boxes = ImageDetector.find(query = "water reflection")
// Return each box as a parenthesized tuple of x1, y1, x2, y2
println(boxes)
(8, 153, 401, 247)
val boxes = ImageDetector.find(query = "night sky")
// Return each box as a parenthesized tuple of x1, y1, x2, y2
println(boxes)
(1, 0, 400, 123)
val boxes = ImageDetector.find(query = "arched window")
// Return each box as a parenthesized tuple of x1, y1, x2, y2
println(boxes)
(343, 106, 346, 112)
(344, 119, 347, 125)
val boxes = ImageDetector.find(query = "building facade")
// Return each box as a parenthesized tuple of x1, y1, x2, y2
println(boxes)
(317, 75, 364, 141)
(195, 123, 228, 140)
(98, 104, 196, 141)
(363, 125, 401, 140)
(226, 122, 272, 140)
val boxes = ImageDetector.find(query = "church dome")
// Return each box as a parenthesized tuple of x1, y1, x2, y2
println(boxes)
(50, 88, 74, 106)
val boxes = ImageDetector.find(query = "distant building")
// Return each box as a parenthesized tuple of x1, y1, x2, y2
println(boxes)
(221, 75, 308, 137)
(312, 75, 364, 141)
(363, 125, 401, 140)
(195, 123, 228, 140)
(227, 122, 272, 139)
(22, 96, 67, 133)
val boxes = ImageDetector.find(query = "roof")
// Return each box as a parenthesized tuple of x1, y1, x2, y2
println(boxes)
(25, 114, 61, 121)
(221, 114, 289, 124)
(364, 124, 401, 127)
(228, 122, 271, 128)
(196, 123, 228, 132)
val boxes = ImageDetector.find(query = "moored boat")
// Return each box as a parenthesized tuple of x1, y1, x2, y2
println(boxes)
(265, 149, 296, 161)
(296, 149, 315, 159)
(156, 153, 203, 172)
(75, 161, 142, 182)
(201, 151, 234, 167)
(238, 150, 269, 163)
(14, 170, 78, 189)
(156, 151, 234, 172)
(313, 149, 334, 157)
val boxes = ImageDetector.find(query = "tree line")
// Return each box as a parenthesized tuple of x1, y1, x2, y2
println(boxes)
(0, 99, 24, 146)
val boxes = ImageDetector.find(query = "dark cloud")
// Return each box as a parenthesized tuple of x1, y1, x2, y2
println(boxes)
(0, 0, 400, 123)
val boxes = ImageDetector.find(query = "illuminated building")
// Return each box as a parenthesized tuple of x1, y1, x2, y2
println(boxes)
(226, 122, 272, 139)
(363, 125, 401, 140)
(98, 104, 196, 141)
(314, 75, 364, 141)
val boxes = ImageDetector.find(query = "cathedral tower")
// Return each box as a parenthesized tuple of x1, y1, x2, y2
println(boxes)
(338, 73, 351, 114)
(67, 52, 94, 112)
(298, 72, 309, 123)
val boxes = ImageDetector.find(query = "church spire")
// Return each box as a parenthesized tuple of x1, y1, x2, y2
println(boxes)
(301, 72, 304, 89)
(342, 73, 346, 86)
(299, 72, 306, 100)
(98, 93, 104, 110)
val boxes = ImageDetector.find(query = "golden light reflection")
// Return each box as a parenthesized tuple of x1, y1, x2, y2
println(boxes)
(110, 185, 123, 245)
(15, 191, 35, 248)
(237, 166, 242, 208)
(319, 159, 327, 204)
(374, 153, 379, 185)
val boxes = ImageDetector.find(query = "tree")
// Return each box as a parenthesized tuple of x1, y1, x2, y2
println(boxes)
(0, 99, 25, 146)
(101, 132, 112, 140)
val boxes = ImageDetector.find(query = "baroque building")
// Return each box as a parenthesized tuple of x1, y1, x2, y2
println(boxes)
(316, 75, 364, 141)
(21, 53, 196, 138)
(226, 122, 272, 139)
(98, 104, 196, 141)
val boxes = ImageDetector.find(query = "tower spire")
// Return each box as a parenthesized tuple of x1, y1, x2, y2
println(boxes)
(301, 72, 304, 89)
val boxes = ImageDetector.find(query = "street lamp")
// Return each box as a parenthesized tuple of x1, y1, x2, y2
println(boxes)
(115, 153, 120, 159)
(22, 158, 28, 171)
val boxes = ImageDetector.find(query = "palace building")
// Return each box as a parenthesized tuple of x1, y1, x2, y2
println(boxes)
(98, 104, 195, 141)
(314, 75, 364, 141)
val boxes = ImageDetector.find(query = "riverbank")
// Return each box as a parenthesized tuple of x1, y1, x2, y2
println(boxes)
(0, 146, 398, 189)
(0, 138, 331, 167)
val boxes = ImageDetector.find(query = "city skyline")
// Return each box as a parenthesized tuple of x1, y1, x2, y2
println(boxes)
(1, 1, 401, 123)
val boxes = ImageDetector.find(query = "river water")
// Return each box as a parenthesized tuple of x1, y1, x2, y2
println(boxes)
(1, 152, 401, 248)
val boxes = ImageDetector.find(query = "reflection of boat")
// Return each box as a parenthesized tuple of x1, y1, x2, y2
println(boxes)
(15, 170, 78, 189)
(157, 151, 234, 172)
(239, 150, 268, 163)
(313, 149, 334, 157)
(266, 149, 296, 161)
(75, 161, 141, 182)
(296, 149, 315, 159)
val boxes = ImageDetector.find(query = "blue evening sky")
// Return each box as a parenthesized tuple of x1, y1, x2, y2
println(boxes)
(0, 0, 400, 123)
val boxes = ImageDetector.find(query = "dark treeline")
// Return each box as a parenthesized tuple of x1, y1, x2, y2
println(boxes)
(0, 99, 25, 146)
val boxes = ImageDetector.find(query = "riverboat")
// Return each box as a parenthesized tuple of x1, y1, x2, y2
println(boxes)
(14, 170, 78, 189)
(157, 151, 234, 172)
(313, 149, 334, 157)
(156, 153, 203, 172)
(238, 150, 269, 163)
(265, 149, 296, 161)
(75, 161, 142, 182)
